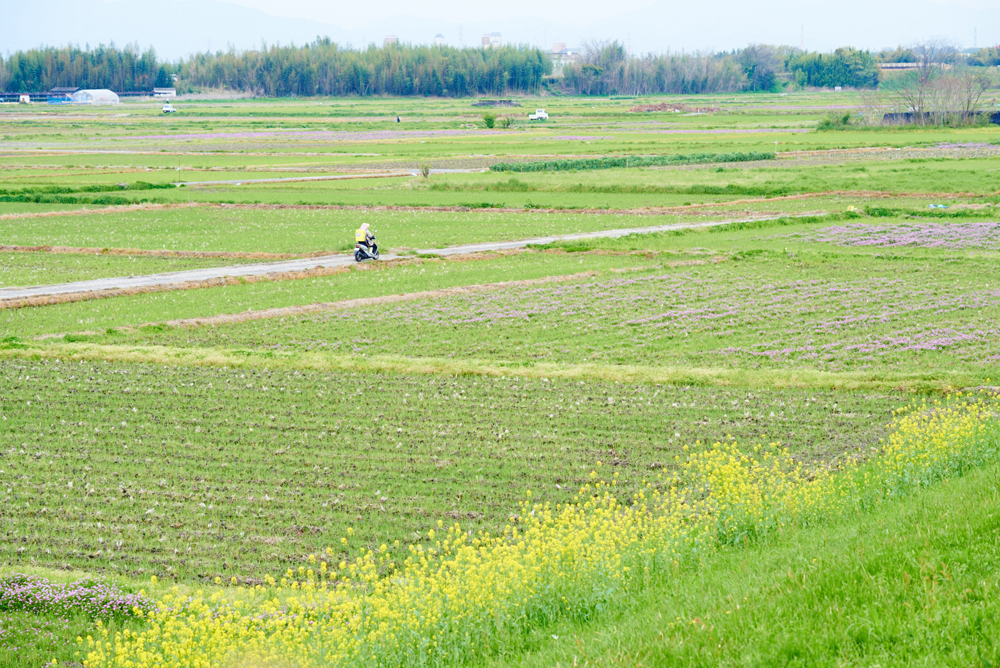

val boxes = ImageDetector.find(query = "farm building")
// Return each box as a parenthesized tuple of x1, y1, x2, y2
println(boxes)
(71, 89, 120, 105)
(47, 87, 79, 104)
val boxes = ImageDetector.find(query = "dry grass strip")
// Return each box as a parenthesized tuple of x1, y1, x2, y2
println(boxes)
(0, 201, 204, 222)
(0, 342, 975, 394)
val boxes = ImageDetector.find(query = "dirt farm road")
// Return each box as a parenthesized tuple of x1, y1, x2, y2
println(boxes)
(0, 214, 812, 301)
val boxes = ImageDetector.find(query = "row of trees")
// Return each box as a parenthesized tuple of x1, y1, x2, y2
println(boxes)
(558, 42, 882, 95)
(879, 43, 1000, 67)
(0, 41, 550, 96)
(560, 42, 746, 95)
(1, 40, 996, 98)
(0, 44, 172, 93)
(179, 39, 550, 96)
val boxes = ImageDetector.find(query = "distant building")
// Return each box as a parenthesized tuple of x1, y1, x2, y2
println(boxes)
(384, 35, 398, 47)
(545, 44, 582, 77)
(71, 89, 120, 105)
(434, 34, 445, 46)
(879, 62, 921, 70)
(482, 32, 501, 48)
(153, 88, 176, 99)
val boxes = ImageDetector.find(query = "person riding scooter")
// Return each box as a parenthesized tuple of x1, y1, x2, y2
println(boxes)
(354, 222, 379, 261)
(355, 222, 374, 249)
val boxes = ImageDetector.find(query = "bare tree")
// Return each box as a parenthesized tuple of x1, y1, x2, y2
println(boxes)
(857, 88, 886, 125)
(883, 40, 959, 125)
(950, 64, 996, 121)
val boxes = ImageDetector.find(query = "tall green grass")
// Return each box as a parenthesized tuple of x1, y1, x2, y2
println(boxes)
(489, 151, 776, 172)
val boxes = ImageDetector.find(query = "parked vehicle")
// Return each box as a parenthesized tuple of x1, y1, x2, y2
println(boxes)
(355, 234, 380, 262)
(162, 104, 176, 114)
(528, 109, 548, 121)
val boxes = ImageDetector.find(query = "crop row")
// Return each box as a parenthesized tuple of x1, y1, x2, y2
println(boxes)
(81, 395, 1000, 668)
(0, 358, 899, 580)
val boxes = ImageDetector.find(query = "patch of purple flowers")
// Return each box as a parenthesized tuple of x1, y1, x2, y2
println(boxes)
(932, 142, 999, 150)
(0, 573, 153, 620)
(775, 221, 1000, 250)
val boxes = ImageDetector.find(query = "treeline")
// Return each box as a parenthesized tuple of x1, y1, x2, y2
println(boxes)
(0, 40, 550, 96)
(181, 39, 549, 96)
(560, 43, 883, 95)
(878, 44, 1000, 67)
(560, 43, 746, 95)
(0, 44, 172, 92)
(2, 40, 995, 96)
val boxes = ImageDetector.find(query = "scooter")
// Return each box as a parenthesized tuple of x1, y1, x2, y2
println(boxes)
(354, 235, 379, 262)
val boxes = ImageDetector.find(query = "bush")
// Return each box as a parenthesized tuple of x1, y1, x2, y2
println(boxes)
(482, 113, 496, 129)
(816, 113, 853, 131)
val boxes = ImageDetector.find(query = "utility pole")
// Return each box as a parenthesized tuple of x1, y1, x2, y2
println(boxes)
(459, 25, 463, 48)
(800, 25, 804, 51)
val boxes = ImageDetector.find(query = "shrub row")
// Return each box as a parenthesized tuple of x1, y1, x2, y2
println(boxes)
(489, 151, 775, 172)
(0, 182, 175, 196)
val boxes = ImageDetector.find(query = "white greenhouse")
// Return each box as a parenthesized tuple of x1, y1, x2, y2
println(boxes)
(71, 89, 120, 105)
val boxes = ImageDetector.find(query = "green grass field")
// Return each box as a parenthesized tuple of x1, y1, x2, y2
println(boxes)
(488, 462, 1000, 668)
(2, 91, 1000, 668)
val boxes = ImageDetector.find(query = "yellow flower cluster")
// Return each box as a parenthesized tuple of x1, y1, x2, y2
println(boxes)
(82, 395, 999, 668)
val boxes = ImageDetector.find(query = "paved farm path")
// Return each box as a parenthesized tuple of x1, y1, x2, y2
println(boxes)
(0, 214, 814, 300)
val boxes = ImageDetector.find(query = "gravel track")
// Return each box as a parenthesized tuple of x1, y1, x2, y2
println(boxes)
(0, 213, 817, 302)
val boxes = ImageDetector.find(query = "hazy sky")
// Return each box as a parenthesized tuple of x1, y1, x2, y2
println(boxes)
(103, 0, 1000, 27)
(184, 0, 665, 27)
(8, 0, 1000, 59)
